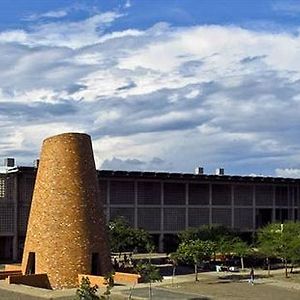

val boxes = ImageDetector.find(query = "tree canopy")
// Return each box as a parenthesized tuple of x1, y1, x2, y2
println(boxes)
(178, 225, 234, 244)
(108, 217, 153, 253)
(176, 239, 214, 281)
(257, 221, 300, 277)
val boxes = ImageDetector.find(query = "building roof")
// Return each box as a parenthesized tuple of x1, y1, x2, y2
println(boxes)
(98, 170, 299, 184)
(7, 166, 300, 184)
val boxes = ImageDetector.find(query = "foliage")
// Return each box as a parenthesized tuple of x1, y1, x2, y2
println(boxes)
(231, 237, 251, 270)
(135, 261, 162, 300)
(178, 225, 252, 270)
(76, 277, 99, 300)
(108, 217, 153, 252)
(135, 261, 162, 283)
(257, 221, 300, 277)
(100, 271, 115, 300)
(176, 239, 214, 281)
(178, 225, 234, 244)
(169, 252, 179, 285)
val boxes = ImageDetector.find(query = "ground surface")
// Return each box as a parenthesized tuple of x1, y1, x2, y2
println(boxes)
(116, 267, 300, 300)
(1, 267, 300, 299)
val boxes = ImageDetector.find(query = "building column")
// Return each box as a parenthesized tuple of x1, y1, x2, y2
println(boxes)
(252, 185, 256, 230)
(298, 185, 300, 221)
(106, 180, 110, 223)
(12, 174, 18, 261)
(209, 183, 212, 226)
(159, 181, 164, 252)
(231, 185, 234, 229)
(134, 181, 138, 229)
(185, 183, 189, 229)
(272, 185, 276, 222)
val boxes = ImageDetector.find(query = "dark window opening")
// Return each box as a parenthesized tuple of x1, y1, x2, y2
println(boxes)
(256, 209, 272, 228)
(91, 253, 100, 275)
(276, 209, 289, 223)
(26, 252, 35, 275)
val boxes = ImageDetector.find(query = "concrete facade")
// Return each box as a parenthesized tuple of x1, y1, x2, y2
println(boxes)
(99, 171, 300, 251)
(21, 133, 111, 289)
(0, 159, 300, 259)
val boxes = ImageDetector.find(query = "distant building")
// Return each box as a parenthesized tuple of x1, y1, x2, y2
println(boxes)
(0, 162, 299, 260)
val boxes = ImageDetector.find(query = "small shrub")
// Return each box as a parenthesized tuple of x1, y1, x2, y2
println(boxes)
(76, 277, 99, 300)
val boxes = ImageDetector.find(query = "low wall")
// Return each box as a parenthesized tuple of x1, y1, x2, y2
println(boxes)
(78, 272, 141, 287)
(6, 273, 52, 289)
(78, 274, 107, 287)
(0, 270, 22, 280)
(4, 264, 22, 272)
(115, 272, 141, 284)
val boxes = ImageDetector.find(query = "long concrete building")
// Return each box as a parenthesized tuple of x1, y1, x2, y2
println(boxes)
(0, 159, 299, 261)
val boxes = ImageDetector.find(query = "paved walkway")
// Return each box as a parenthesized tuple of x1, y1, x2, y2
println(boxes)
(0, 281, 76, 300)
(1, 267, 300, 299)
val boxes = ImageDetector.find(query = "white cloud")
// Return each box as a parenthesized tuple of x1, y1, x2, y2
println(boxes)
(124, 0, 131, 9)
(0, 12, 124, 49)
(275, 168, 300, 178)
(0, 30, 27, 43)
(24, 9, 68, 21)
(185, 89, 200, 99)
(0, 16, 300, 174)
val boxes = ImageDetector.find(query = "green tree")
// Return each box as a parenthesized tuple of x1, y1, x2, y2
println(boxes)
(178, 225, 233, 244)
(231, 237, 251, 271)
(100, 271, 115, 300)
(176, 239, 214, 281)
(216, 236, 233, 265)
(258, 222, 300, 278)
(135, 261, 162, 299)
(178, 225, 235, 262)
(279, 222, 300, 275)
(168, 252, 179, 286)
(108, 217, 153, 253)
(76, 277, 99, 300)
(257, 226, 276, 276)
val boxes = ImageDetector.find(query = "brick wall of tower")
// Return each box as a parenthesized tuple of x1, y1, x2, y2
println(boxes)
(21, 133, 111, 289)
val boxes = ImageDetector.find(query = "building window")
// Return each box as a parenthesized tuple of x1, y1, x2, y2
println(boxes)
(0, 178, 5, 198)
(110, 181, 134, 204)
(137, 182, 161, 205)
(164, 183, 185, 205)
(212, 184, 231, 205)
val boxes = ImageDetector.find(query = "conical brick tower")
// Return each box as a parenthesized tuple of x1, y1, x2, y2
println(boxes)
(21, 132, 111, 289)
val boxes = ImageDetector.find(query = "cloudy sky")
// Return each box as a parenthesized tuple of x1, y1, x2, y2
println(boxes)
(1, 0, 300, 177)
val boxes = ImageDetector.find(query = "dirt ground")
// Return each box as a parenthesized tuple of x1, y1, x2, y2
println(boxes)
(157, 269, 300, 300)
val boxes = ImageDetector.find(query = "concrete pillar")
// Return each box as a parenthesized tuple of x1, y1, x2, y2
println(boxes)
(12, 173, 18, 261)
(134, 181, 138, 229)
(253, 185, 256, 230)
(231, 185, 234, 229)
(185, 183, 189, 229)
(159, 181, 164, 252)
(209, 183, 212, 226)
(272, 185, 276, 222)
(106, 180, 110, 223)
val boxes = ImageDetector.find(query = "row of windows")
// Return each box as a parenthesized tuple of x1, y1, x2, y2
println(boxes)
(0, 202, 14, 232)
(108, 207, 298, 232)
(99, 181, 299, 207)
(18, 177, 35, 203)
(0, 176, 15, 201)
(0, 178, 5, 198)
